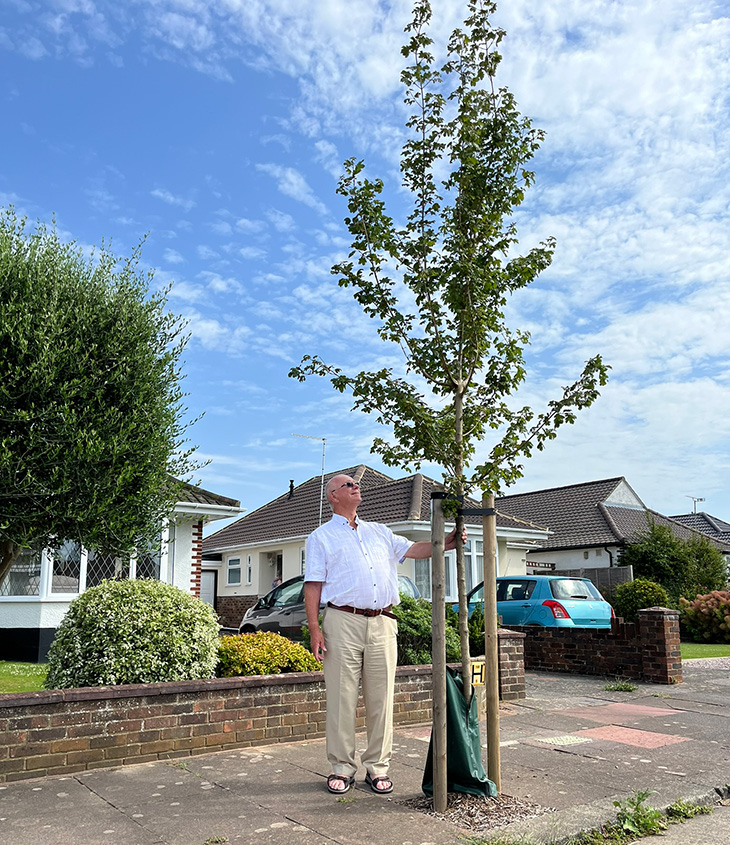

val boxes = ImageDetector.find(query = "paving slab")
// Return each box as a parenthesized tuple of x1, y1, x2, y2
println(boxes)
(0, 776, 162, 845)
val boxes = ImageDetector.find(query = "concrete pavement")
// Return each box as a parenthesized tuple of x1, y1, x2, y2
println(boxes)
(1, 659, 729, 844)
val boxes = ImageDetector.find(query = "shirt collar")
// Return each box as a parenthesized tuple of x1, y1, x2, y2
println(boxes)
(331, 513, 359, 527)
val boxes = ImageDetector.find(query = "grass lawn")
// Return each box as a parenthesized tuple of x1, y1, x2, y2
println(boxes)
(0, 661, 47, 694)
(681, 642, 730, 660)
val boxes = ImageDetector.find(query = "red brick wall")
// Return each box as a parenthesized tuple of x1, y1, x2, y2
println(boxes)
(513, 607, 681, 684)
(0, 668, 434, 783)
(190, 521, 203, 597)
(216, 595, 259, 630)
(0, 638, 525, 784)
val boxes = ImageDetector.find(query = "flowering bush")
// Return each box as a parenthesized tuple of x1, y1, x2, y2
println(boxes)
(613, 578, 669, 623)
(680, 590, 730, 643)
(44, 579, 220, 689)
(217, 632, 320, 676)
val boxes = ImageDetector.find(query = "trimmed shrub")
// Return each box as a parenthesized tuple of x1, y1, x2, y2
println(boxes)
(44, 579, 219, 689)
(679, 590, 730, 643)
(613, 578, 669, 623)
(217, 632, 320, 676)
(393, 594, 461, 665)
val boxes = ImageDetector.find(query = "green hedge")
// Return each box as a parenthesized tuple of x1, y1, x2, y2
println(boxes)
(613, 578, 669, 623)
(393, 595, 461, 665)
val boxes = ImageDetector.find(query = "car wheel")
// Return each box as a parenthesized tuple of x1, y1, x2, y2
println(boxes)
(239, 625, 256, 634)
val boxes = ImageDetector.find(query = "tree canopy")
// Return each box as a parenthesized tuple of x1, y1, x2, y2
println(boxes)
(0, 208, 198, 583)
(289, 0, 608, 498)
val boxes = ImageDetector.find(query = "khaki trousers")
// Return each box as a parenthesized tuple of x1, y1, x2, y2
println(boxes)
(321, 606, 398, 778)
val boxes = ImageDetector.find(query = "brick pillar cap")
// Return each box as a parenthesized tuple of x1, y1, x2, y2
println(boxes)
(638, 606, 679, 616)
(498, 627, 526, 639)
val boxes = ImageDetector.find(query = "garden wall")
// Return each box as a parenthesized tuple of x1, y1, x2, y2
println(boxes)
(513, 607, 681, 684)
(0, 634, 526, 784)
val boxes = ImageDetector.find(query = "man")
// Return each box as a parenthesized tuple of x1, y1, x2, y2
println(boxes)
(304, 473, 463, 795)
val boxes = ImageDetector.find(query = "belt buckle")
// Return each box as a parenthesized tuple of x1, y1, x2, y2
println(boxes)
(362, 608, 378, 617)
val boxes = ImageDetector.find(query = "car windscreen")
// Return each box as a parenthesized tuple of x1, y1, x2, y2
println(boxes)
(271, 580, 304, 606)
(549, 579, 601, 600)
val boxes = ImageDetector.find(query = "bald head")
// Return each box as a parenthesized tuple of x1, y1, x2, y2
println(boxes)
(327, 474, 361, 517)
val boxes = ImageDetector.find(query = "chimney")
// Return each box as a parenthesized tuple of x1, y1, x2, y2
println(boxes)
(288, 480, 294, 500)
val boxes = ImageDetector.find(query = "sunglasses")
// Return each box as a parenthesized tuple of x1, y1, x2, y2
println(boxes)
(338, 481, 360, 489)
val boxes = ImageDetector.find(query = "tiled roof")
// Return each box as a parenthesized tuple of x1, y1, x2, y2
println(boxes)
(496, 478, 629, 549)
(669, 512, 730, 543)
(177, 481, 240, 509)
(202, 465, 544, 552)
(602, 506, 730, 549)
(496, 477, 730, 552)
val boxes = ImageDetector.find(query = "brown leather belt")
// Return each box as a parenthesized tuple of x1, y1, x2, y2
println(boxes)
(327, 602, 396, 620)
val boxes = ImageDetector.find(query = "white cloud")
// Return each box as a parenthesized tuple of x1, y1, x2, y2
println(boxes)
(197, 245, 220, 260)
(235, 217, 265, 234)
(314, 139, 341, 180)
(150, 187, 195, 211)
(210, 220, 232, 235)
(163, 247, 185, 264)
(265, 209, 295, 232)
(256, 163, 328, 214)
(168, 280, 205, 302)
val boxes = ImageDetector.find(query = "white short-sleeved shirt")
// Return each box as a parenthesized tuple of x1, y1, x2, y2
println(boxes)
(304, 514, 412, 608)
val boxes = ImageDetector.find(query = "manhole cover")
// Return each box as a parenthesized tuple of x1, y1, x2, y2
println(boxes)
(533, 735, 592, 746)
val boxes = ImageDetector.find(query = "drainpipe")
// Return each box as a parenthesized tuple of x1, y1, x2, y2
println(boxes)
(603, 546, 614, 567)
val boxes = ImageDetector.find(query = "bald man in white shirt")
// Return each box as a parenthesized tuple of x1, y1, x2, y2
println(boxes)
(304, 473, 462, 796)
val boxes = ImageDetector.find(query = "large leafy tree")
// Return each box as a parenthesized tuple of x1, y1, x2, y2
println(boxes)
(620, 520, 727, 605)
(290, 0, 608, 682)
(0, 208, 198, 584)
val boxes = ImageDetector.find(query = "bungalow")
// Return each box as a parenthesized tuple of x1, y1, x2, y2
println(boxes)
(496, 477, 730, 571)
(201, 465, 549, 629)
(0, 482, 242, 662)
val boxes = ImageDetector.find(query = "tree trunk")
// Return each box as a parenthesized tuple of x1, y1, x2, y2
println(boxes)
(455, 509, 471, 700)
(453, 387, 471, 699)
(0, 538, 21, 587)
(430, 488, 448, 813)
(482, 492, 501, 792)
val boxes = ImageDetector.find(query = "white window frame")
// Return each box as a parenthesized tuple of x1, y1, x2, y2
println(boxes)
(227, 556, 242, 586)
(300, 547, 306, 576)
(245, 554, 253, 585)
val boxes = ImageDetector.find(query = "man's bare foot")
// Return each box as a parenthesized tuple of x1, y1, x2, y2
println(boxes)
(326, 774, 354, 794)
(365, 773, 393, 793)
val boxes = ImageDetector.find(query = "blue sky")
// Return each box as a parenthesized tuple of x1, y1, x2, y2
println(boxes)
(3, 0, 730, 530)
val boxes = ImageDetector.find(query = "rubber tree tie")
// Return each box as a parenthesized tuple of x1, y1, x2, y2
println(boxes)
(431, 492, 463, 502)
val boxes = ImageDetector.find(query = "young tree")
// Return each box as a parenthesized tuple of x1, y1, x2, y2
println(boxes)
(0, 208, 199, 584)
(290, 0, 608, 689)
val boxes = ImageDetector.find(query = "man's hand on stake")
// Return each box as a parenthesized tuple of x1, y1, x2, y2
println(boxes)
(444, 525, 468, 551)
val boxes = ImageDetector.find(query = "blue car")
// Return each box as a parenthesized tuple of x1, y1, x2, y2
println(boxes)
(460, 575, 614, 629)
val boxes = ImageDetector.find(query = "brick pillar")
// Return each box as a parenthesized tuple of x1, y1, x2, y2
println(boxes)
(472, 628, 526, 716)
(498, 628, 526, 701)
(190, 520, 203, 598)
(638, 607, 682, 684)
